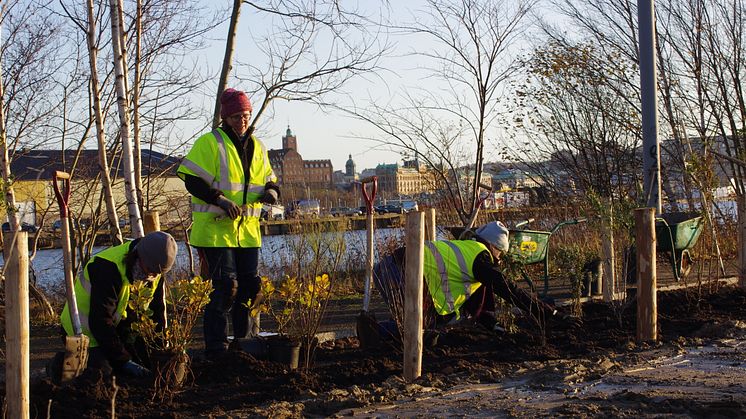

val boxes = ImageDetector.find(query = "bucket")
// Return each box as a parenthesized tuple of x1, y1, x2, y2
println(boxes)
(267, 337, 300, 370)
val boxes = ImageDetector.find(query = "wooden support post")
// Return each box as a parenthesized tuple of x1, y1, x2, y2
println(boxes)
(424, 208, 436, 241)
(737, 195, 746, 288)
(142, 211, 160, 233)
(635, 208, 657, 342)
(602, 206, 616, 302)
(403, 211, 424, 381)
(4, 231, 30, 419)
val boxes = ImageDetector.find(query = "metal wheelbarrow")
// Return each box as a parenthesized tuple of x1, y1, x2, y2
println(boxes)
(625, 212, 705, 283)
(508, 217, 588, 297)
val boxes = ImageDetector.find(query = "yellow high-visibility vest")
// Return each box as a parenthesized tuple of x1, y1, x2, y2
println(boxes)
(60, 241, 161, 347)
(177, 128, 276, 247)
(423, 240, 491, 316)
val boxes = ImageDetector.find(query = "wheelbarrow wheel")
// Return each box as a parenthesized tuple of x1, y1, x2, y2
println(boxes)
(678, 249, 693, 279)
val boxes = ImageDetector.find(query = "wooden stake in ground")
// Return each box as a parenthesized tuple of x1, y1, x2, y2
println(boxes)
(404, 211, 424, 381)
(602, 205, 616, 302)
(425, 208, 436, 241)
(738, 195, 746, 288)
(4, 231, 30, 419)
(143, 211, 160, 234)
(635, 207, 657, 342)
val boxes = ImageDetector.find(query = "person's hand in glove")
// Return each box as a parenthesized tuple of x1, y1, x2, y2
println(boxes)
(120, 360, 151, 378)
(216, 195, 241, 219)
(260, 189, 278, 205)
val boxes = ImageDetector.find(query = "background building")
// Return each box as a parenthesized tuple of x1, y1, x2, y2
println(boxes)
(375, 160, 433, 197)
(268, 126, 333, 187)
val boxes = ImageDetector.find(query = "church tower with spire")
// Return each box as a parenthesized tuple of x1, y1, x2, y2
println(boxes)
(282, 125, 297, 151)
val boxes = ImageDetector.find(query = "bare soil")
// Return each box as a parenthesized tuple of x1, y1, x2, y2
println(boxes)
(19, 284, 746, 418)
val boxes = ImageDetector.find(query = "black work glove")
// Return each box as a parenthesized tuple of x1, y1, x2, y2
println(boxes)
(216, 195, 241, 219)
(260, 189, 278, 205)
(120, 360, 151, 378)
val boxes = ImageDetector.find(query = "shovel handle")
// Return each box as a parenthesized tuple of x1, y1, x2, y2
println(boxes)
(53, 171, 82, 335)
(360, 176, 378, 214)
(53, 171, 71, 218)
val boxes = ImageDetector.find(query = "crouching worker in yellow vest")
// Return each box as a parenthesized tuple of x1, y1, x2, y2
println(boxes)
(369, 222, 574, 339)
(57, 231, 178, 379)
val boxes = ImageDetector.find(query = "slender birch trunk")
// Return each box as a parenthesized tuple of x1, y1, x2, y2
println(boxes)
(133, 0, 144, 211)
(109, 0, 144, 238)
(0, 18, 19, 232)
(213, 0, 242, 128)
(85, 0, 123, 245)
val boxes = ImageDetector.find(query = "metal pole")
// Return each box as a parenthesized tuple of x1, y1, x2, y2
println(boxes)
(638, 0, 662, 214)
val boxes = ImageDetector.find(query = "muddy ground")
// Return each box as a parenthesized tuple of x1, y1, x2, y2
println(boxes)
(21, 284, 746, 418)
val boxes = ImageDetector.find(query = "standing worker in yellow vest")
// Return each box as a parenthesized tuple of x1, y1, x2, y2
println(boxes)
(57, 231, 178, 378)
(372, 221, 572, 333)
(177, 88, 280, 355)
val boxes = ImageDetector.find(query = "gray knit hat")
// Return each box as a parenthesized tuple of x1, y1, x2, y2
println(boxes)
(475, 221, 509, 252)
(136, 231, 178, 274)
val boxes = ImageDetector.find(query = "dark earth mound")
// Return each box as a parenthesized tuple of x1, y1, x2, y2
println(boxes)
(27, 285, 746, 418)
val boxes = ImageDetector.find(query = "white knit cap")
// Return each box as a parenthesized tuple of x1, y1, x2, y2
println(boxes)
(475, 221, 509, 252)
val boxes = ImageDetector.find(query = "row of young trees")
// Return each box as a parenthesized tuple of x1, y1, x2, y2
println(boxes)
(1, 0, 744, 272)
(513, 0, 746, 212)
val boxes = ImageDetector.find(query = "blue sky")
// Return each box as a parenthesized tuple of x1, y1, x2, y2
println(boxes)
(191, 1, 415, 173)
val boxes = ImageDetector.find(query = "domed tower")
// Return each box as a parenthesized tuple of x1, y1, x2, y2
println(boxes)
(345, 154, 356, 177)
(282, 125, 297, 151)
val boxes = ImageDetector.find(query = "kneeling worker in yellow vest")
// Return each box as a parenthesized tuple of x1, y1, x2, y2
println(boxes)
(60, 231, 178, 378)
(373, 221, 572, 333)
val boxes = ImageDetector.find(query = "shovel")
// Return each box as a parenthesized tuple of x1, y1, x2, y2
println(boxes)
(53, 170, 89, 381)
(356, 176, 380, 348)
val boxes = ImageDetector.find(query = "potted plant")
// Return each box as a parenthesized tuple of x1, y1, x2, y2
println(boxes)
(251, 273, 333, 369)
(130, 275, 212, 395)
(251, 275, 302, 369)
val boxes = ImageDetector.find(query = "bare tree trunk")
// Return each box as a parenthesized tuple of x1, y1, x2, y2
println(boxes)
(109, 0, 144, 238)
(85, 0, 123, 245)
(213, 0, 242, 128)
(0, 16, 19, 232)
(133, 0, 144, 212)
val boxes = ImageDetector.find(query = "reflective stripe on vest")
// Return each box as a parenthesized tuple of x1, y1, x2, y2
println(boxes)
(177, 127, 277, 247)
(60, 241, 161, 347)
(423, 240, 491, 316)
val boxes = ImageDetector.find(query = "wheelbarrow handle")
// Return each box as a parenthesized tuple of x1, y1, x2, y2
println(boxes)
(53, 171, 72, 218)
(360, 176, 378, 214)
(515, 218, 535, 229)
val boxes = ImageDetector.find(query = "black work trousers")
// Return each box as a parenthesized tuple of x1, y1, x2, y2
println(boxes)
(198, 247, 260, 353)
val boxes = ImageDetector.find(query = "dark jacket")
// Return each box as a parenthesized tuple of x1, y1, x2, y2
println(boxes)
(87, 238, 166, 369)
